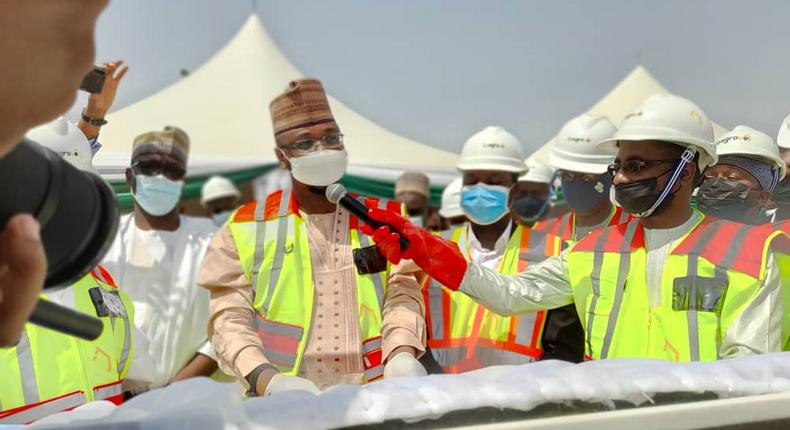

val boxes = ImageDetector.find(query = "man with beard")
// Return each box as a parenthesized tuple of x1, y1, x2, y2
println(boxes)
(199, 79, 427, 396)
(363, 94, 787, 361)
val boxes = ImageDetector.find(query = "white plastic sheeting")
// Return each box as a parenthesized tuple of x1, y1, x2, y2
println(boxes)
(30, 352, 790, 430)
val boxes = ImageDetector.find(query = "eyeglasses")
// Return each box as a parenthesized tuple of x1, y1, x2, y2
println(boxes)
(283, 133, 344, 155)
(607, 159, 679, 177)
(131, 160, 186, 180)
(557, 170, 601, 182)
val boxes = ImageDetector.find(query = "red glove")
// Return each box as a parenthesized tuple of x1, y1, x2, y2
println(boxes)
(359, 208, 467, 290)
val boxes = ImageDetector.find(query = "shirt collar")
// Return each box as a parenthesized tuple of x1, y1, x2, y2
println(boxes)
(468, 221, 513, 255)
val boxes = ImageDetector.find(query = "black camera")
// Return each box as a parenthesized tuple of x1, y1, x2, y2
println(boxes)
(0, 139, 119, 339)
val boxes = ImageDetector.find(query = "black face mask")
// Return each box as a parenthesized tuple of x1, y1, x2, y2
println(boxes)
(613, 169, 675, 217)
(510, 194, 548, 224)
(697, 177, 756, 222)
(773, 181, 790, 206)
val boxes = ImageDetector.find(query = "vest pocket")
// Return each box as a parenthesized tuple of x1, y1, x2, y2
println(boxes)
(672, 276, 727, 313)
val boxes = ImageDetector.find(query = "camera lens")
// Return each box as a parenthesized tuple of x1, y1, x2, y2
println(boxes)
(0, 139, 119, 288)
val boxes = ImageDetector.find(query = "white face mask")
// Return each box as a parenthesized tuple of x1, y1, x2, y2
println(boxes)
(133, 174, 183, 216)
(211, 211, 232, 227)
(281, 148, 348, 187)
(408, 215, 424, 228)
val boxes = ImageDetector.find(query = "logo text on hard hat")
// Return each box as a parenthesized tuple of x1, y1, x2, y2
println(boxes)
(624, 111, 643, 121)
(716, 134, 750, 145)
(567, 136, 591, 143)
(483, 142, 505, 149)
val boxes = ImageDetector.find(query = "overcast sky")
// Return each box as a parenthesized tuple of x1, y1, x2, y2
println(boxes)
(74, 0, 790, 155)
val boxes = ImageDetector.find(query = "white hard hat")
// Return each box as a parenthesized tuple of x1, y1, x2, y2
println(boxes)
(26, 116, 96, 173)
(439, 177, 464, 218)
(201, 175, 241, 206)
(598, 94, 717, 171)
(777, 113, 790, 150)
(457, 126, 527, 174)
(716, 125, 786, 181)
(549, 113, 617, 174)
(519, 158, 554, 184)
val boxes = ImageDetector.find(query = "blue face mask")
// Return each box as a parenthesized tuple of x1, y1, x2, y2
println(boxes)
(510, 194, 548, 224)
(133, 174, 183, 216)
(561, 174, 611, 213)
(461, 183, 510, 225)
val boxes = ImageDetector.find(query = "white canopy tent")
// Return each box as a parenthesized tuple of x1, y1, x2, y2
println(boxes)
(528, 66, 727, 164)
(93, 14, 460, 185)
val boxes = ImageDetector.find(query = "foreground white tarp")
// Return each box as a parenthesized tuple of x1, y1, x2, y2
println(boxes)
(28, 352, 790, 430)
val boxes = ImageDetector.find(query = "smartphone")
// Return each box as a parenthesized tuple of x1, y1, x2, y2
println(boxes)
(79, 66, 107, 94)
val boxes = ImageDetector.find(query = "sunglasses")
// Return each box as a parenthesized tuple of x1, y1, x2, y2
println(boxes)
(131, 160, 186, 180)
(607, 158, 679, 177)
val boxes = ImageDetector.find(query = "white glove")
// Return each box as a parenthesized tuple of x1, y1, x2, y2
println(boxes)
(383, 352, 428, 379)
(263, 374, 321, 396)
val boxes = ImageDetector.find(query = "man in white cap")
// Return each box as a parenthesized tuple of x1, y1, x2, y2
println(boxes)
(199, 79, 426, 396)
(697, 126, 785, 226)
(534, 114, 631, 241)
(438, 178, 466, 229)
(774, 114, 790, 225)
(102, 127, 221, 391)
(201, 175, 242, 227)
(510, 159, 554, 227)
(380, 126, 582, 373)
(364, 94, 787, 361)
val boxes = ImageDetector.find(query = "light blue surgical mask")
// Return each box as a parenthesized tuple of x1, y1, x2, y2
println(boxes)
(133, 174, 183, 216)
(211, 211, 232, 227)
(461, 183, 510, 225)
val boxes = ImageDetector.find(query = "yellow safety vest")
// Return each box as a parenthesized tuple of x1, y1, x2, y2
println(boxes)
(228, 189, 401, 382)
(424, 224, 566, 373)
(0, 265, 134, 424)
(773, 220, 789, 350)
(567, 211, 786, 361)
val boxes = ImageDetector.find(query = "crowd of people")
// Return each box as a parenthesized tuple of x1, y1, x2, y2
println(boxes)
(0, 1, 788, 425)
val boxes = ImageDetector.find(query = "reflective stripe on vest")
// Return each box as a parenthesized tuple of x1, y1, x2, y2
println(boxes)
(0, 391, 87, 425)
(16, 330, 39, 405)
(569, 212, 781, 361)
(92, 381, 124, 405)
(230, 189, 393, 382)
(534, 206, 632, 242)
(425, 225, 563, 372)
(584, 220, 639, 359)
(362, 337, 384, 382)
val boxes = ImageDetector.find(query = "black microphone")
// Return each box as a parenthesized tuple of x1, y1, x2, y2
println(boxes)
(29, 299, 103, 340)
(326, 184, 410, 251)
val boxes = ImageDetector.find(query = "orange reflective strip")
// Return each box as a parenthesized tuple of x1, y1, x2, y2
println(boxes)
(507, 317, 518, 343)
(232, 200, 258, 222)
(263, 191, 284, 220)
(92, 264, 118, 288)
(731, 225, 777, 278)
(672, 216, 716, 255)
(517, 228, 532, 272)
(464, 307, 486, 360)
(530, 311, 546, 349)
